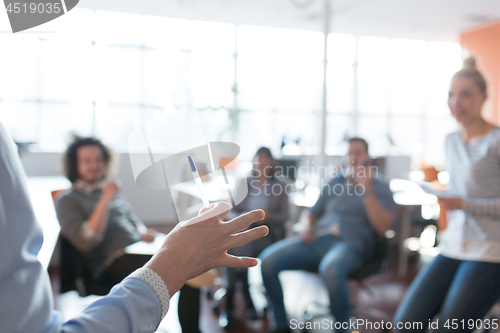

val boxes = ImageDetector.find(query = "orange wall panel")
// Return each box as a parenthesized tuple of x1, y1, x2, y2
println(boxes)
(460, 22, 500, 124)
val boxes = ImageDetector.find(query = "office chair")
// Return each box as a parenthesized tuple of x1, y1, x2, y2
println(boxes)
(302, 237, 391, 333)
(59, 236, 111, 296)
(52, 190, 110, 297)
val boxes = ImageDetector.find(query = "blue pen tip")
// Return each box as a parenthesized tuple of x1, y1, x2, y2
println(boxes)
(187, 156, 196, 172)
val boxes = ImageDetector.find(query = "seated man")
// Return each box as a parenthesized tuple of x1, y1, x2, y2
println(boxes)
(259, 137, 396, 333)
(56, 137, 157, 290)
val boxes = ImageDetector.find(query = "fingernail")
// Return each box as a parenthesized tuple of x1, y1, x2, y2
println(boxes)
(260, 210, 265, 220)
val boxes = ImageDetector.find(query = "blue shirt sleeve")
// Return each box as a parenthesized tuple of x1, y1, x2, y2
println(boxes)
(374, 179, 397, 221)
(309, 178, 339, 219)
(57, 278, 163, 333)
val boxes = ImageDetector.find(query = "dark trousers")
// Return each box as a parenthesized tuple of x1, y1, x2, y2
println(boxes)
(225, 224, 282, 315)
(100, 254, 152, 287)
(259, 235, 363, 333)
(178, 285, 201, 333)
(225, 268, 255, 314)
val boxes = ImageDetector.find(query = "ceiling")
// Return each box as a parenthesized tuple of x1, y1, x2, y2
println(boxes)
(79, 0, 500, 41)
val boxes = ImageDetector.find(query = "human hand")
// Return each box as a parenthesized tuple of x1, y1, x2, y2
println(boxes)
(141, 229, 157, 243)
(438, 197, 465, 211)
(260, 209, 271, 223)
(353, 159, 373, 191)
(102, 180, 121, 202)
(145, 202, 268, 295)
(300, 222, 316, 244)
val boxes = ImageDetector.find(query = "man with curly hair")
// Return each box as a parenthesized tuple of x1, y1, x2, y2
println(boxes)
(56, 137, 157, 289)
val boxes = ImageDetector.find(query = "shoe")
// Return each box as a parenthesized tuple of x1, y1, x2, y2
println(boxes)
(219, 311, 237, 329)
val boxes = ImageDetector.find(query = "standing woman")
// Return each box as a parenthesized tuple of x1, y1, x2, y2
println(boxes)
(394, 58, 500, 332)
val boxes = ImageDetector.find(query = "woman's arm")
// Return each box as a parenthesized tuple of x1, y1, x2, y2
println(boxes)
(439, 197, 500, 219)
(465, 198, 500, 218)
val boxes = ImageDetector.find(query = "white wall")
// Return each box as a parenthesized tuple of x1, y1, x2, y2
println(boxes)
(20, 152, 179, 225)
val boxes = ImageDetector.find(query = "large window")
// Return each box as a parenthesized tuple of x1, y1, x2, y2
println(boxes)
(237, 26, 324, 156)
(0, 8, 462, 165)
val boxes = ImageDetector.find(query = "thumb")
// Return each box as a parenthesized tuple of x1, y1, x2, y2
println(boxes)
(220, 254, 259, 268)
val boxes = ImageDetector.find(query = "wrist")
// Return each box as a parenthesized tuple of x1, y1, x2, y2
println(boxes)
(145, 248, 186, 296)
(363, 188, 374, 198)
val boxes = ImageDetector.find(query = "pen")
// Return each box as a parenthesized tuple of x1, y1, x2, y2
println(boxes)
(188, 155, 210, 208)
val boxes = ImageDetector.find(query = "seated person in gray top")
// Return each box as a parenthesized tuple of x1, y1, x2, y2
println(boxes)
(259, 137, 396, 333)
(56, 137, 157, 289)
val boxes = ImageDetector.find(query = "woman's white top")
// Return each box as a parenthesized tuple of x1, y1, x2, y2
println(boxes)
(439, 127, 500, 263)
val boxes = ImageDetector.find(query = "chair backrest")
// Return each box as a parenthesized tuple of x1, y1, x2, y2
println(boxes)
(51, 189, 67, 206)
(51, 188, 109, 296)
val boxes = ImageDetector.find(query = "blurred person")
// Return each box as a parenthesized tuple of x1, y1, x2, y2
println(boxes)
(220, 147, 289, 328)
(259, 138, 396, 333)
(56, 137, 157, 289)
(394, 58, 500, 332)
(0, 121, 269, 333)
(57, 137, 205, 333)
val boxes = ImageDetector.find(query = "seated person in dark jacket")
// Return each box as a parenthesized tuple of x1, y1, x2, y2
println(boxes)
(56, 137, 157, 289)
(220, 147, 289, 328)
(259, 138, 396, 333)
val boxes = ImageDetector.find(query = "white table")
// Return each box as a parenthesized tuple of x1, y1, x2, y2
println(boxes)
(124, 234, 166, 256)
(391, 179, 438, 277)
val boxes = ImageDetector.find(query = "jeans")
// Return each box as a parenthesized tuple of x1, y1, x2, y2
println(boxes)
(259, 235, 364, 333)
(394, 254, 500, 333)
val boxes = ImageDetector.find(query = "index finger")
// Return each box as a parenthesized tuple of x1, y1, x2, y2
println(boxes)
(226, 209, 265, 234)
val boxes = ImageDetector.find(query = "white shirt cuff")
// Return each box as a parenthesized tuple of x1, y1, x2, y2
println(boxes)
(128, 267, 170, 319)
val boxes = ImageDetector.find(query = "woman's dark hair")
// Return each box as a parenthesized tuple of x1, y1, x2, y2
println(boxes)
(347, 137, 369, 153)
(452, 57, 487, 93)
(62, 137, 111, 183)
(253, 147, 277, 179)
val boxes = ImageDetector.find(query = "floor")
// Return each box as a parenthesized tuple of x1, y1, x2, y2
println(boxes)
(49, 244, 428, 333)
